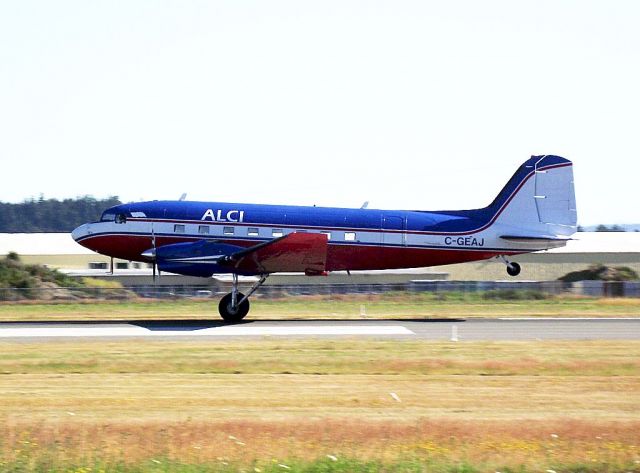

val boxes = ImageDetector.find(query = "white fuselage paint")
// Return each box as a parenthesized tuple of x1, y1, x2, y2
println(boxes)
(77, 217, 564, 254)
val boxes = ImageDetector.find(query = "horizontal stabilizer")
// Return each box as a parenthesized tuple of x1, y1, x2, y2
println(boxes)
(500, 235, 572, 243)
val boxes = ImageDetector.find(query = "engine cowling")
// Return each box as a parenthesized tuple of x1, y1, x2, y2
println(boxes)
(154, 240, 243, 277)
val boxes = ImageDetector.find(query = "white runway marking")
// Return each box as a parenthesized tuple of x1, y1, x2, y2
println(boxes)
(0, 324, 414, 338)
(498, 317, 640, 321)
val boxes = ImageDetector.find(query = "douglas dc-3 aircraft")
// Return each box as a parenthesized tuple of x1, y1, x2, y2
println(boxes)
(72, 155, 577, 322)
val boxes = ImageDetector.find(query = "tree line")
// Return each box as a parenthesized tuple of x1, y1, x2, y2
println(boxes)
(0, 196, 121, 232)
(594, 224, 627, 232)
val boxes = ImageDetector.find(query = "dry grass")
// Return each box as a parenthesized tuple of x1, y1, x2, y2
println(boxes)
(2, 418, 640, 469)
(2, 373, 639, 425)
(1, 339, 639, 471)
(1, 340, 639, 376)
(0, 294, 639, 321)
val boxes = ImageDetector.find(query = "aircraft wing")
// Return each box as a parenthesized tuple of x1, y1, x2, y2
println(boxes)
(224, 232, 328, 275)
(147, 232, 328, 277)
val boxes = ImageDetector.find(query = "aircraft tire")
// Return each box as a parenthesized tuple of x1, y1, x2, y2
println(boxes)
(506, 262, 521, 277)
(218, 292, 250, 323)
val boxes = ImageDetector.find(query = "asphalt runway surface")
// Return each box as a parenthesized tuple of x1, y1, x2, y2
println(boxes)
(0, 318, 638, 341)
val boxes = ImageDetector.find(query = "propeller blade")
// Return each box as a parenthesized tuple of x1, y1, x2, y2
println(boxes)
(151, 223, 158, 284)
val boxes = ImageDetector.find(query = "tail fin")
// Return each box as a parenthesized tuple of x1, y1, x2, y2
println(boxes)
(488, 155, 577, 238)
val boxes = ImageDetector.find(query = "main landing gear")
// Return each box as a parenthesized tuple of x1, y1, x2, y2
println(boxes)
(218, 273, 269, 323)
(500, 256, 521, 277)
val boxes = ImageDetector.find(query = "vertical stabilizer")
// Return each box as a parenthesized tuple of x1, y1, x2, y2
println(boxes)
(488, 155, 577, 238)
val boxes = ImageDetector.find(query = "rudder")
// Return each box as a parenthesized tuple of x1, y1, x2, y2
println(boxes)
(490, 155, 577, 238)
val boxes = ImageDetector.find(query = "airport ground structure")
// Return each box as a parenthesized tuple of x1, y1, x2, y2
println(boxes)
(1, 232, 639, 298)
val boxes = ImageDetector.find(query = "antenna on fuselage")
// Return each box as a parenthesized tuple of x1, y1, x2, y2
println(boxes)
(360, 201, 369, 209)
(179, 193, 187, 201)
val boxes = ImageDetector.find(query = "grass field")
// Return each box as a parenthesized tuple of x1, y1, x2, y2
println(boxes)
(1, 292, 640, 321)
(1, 339, 639, 472)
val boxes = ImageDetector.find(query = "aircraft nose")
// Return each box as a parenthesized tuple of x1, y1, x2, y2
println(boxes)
(71, 223, 91, 243)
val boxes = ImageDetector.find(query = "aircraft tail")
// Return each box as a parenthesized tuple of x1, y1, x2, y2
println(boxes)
(485, 155, 577, 238)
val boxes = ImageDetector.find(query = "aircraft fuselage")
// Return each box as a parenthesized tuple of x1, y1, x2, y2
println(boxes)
(72, 199, 564, 274)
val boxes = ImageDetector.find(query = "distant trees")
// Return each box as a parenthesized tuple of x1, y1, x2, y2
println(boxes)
(0, 253, 132, 300)
(595, 224, 626, 232)
(0, 252, 83, 292)
(0, 196, 121, 232)
(558, 264, 638, 282)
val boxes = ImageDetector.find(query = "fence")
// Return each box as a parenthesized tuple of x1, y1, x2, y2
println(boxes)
(0, 280, 639, 302)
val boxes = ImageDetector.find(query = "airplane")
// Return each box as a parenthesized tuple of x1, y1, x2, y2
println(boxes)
(72, 155, 577, 322)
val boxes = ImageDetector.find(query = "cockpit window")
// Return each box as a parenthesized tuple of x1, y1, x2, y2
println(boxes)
(101, 211, 116, 222)
(101, 209, 134, 223)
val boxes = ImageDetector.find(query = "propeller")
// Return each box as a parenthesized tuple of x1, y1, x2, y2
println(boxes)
(151, 224, 160, 283)
(141, 224, 162, 293)
(141, 224, 161, 284)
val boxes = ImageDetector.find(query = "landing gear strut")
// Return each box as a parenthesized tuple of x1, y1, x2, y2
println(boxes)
(500, 256, 521, 277)
(218, 273, 268, 323)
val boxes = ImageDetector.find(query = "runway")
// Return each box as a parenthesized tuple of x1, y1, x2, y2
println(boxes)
(0, 318, 638, 341)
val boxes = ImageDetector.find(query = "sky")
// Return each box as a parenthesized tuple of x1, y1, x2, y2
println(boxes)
(1, 1, 639, 225)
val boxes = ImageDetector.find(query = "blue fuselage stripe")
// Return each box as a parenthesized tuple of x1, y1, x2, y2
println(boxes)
(97, 159, 571, 236)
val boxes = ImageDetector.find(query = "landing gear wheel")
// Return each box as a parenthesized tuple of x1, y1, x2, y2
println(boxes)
(218, 292, 250, 323)
(506, 262, 521, 277)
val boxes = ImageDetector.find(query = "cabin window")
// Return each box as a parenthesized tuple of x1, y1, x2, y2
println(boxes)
(174, 224, 185, 233)
(344, 232, 356, 241)
(130, 211, 146, 218)
(248, 228, 259, 236)
(223, 226, 235, 235)
(116, 262, 129, 270)
(321, 231, 332, 240)
(198, 225, 210, 235)
(272, 229, 284, 237)
(115, 213, 127, 224)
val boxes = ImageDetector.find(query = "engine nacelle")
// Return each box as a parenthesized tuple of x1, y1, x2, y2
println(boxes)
(155, 240, 243, 277)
